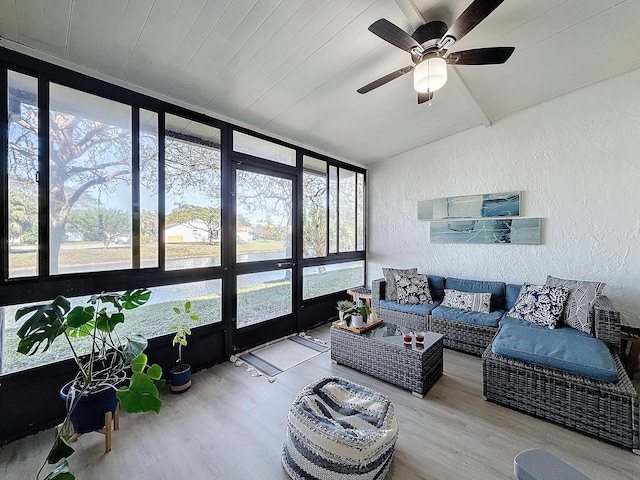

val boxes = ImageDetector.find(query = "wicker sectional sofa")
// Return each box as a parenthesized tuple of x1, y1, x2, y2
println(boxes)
(371, 273, 640, 452)
(372, 275, 502, 355)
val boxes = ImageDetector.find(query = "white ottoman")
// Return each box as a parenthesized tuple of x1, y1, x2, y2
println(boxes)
(282, 376, 398, 480)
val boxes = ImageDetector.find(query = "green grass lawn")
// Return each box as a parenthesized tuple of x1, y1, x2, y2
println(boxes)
(8, 240, 286, 270)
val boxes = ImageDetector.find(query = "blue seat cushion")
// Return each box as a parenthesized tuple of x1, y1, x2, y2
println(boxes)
(379, 300, 439, 315)
(431, 305, 504, 327)
(491, 323, 618, 382)
(499, 316, 591, 337)
(445, 277, 506, 310)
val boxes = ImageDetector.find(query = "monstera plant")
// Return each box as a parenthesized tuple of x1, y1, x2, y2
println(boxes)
(15, 288, 163, 480)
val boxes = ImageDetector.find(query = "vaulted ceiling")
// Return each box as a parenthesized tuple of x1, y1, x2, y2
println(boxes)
(1, 0, 639, 165)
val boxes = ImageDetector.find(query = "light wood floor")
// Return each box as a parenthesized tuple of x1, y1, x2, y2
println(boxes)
(1, 324, 638, 479)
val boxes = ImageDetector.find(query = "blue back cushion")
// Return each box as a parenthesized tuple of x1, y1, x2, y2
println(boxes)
(445, 277, 506, 310)
(505, 284, 523, 311)
(427, 275, 446, 301)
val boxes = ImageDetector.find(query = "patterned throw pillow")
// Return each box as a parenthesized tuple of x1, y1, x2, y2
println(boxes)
(506, 283, 570, 329)
(441, 289, 491, 313)
(545, 276, 605, 333)
(394, 273, 433, 305)
(383, 267, 418, 301)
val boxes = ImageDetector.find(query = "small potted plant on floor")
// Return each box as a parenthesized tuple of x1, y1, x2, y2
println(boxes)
(336, 300, 356, 326)
(15, 288, 163, 480)
(169, 300, 200, 394)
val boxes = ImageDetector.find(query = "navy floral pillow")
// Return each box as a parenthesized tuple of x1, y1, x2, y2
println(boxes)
(394, 273, 433, 305)
(545, 275, 605, 333)
(506, 283, 570, 329)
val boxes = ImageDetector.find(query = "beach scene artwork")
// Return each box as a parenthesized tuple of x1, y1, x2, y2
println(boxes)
(418, 192, 520, 220)
(430, 218, 542, 244)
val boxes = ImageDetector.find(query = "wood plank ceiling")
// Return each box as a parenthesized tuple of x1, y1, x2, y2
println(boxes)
(1, 0, 640, 165)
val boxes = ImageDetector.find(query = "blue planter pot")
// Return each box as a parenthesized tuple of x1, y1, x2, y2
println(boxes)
(170, 364, 191, 394)
(59, 377, 122, 434)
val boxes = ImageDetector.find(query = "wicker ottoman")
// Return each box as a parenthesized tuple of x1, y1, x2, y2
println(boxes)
(282, 376, 398, 480)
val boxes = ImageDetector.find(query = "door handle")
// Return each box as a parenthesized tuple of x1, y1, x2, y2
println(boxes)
(276, 262, 295, 268)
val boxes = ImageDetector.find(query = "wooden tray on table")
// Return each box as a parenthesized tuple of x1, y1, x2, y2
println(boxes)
(332, 318, 382, 334)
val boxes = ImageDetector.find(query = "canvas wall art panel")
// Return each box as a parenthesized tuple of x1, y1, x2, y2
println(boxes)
(430, 218, 541, 244)
(418, 191, 520, 220)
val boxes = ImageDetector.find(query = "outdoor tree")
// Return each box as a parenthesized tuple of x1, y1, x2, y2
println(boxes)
(7, 85, 355, 274)
(140, 209, 158, 243)
(236, 171, 292, 256)
(166, 204, 221, 245)
(8, 180, 38, 244)
(164, 132, 221, 200)
(66, 207, 130, 246)
(302, 170, 328, 257)
(7, 88, 221, 272)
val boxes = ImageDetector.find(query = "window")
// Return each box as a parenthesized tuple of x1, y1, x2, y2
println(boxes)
(139, 109, 159, 267)
(329, 166, 338, 254)
(339, 169, 356, 252)
(233, 131, 296, 167)
(0, 53, 367, 380)
(235, 170, 292, 262)
(7, 71, 39, 278)
(357, 172, 365, 251)
(164, 114, 221, 270)
(303, 156, 328, 258)
(303, 261, 365, 300)
(49, 84, 133, 274)
(1, 279, 222, 374)
(237, 271, 292, 328)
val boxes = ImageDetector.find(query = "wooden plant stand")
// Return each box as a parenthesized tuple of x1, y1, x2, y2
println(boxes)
(59, 406, 120, 453)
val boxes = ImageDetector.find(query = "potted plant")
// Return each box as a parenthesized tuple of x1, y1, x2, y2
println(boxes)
(15, 288, 163, 480)
(336, 300, 356, 326)
(169, 300, 200, 394)
(351, 299, 373, 328)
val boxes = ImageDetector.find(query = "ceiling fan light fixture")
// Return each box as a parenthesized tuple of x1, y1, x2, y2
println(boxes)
(413, 57, 447, 93)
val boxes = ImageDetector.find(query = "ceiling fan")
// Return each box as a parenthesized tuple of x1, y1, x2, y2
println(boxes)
(357, 0, 514, 104)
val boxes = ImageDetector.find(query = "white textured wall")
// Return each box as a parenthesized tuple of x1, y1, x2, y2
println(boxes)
(368, 68, 640, 328)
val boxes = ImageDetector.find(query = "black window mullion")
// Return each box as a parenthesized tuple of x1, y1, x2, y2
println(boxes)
(37, 75, 50, 277)
(158, 112, 166, 270)
(1, 66, 8, 281)
(221, 125, 234, 356)
(131, 107, 140, 269)
(336, 167, 340, 254)
(324, 161, 329, 258)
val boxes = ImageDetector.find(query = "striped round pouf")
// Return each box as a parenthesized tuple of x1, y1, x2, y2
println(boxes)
(282, 376, 398, 480)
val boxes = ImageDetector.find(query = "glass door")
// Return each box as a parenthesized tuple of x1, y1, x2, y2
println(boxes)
(232, 164, 297, 351)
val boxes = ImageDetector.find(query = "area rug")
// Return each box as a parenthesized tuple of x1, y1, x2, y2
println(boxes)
(231, 334, 328, 382)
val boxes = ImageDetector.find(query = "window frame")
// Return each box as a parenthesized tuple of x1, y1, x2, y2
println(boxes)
(0, 47, 366, 375)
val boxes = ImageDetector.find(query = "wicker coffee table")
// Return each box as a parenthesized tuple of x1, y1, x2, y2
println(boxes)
(331, 322, 443, 397)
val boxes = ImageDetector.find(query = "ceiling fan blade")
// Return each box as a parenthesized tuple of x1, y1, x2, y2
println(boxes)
(369, 18, 421, 52)
(438, 0, 504, 50)
(418, 91, 433, 104)
(357, 65, 414, 94)
(446, 47, 515, 65)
